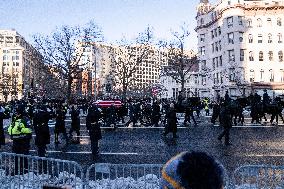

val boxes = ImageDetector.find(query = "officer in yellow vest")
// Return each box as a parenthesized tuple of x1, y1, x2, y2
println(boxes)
(203, 98, 210, 116)
(8, 104, 32, 155)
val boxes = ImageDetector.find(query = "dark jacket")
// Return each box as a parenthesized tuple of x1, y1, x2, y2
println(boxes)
(86, 107, 102, 140)
(33, 109, 51, 146)
(0, 107, 10, 145)
(70, 108, 80, 131)
(219, 105, 232, 128)
(165, 107, 178, 133)
(55, 108, 66, 133)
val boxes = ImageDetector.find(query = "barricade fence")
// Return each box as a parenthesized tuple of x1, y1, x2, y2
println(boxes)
(233, 165, 284, 188)
(85, 163, 163, 189)
(3, 152, 284, 189)
(0, 152, 84, 189)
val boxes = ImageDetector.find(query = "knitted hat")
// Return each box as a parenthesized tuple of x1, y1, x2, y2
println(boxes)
(160, 151, 225, 189)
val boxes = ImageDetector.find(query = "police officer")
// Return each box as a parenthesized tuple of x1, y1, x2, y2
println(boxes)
(69, 105, 80, 143)
(8, 104, 32, 154)
(86, 104, 102, 158)
(33, 104, 51, 157)
(8, 104, 32, 175)
(218, 101, 232, 146)
(262, 89, 271, 108)
(203, 98, 210, 116)
(54, 104, 68, 145)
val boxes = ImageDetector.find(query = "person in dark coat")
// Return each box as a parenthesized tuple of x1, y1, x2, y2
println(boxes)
(184, 99, 197, 127)
(0, 104, 10, 148)
(151, 101, 161, 127)
(218, 102, 232, 146)
(106, 103, 117, 129)
(33, 105, 51, 157)
(86, 104, 102, 158)
(162, 103, 178, 138)
(211, 101, 220, 125)
(69, 105, 80, 143)
(54, 104, 68, 145)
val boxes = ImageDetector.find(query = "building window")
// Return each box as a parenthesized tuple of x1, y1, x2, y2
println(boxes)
(250, 70, 255, 82)
(211, 30, 214, 39)
(258, 34, 263, 43)
(240, 49, 245, 61)
(219, 56, 222, 66)
(268, 51, 273, 61)
(267, 18, 272, 26)
(228, 49, 235, 61)
(239, 32, 244, 42)
(200, 34, 205, 42)
(247, 19, 252, 27)
(260, 69, 264, 81)
(257, 18, 262, 27)
(219, 40, 222, 50)
(228, 32, 234, 44)
(215, 42, 218, 52)
(248, 34, 253, 43)
(259, 51, 264, 61)
(229, 68, 235, 82)
(227, 16, 233, 28)
(238, 16, 244, 25)
(278, 33, 283, 43)
(277, 18, 282, 26)
(200, 46, 205, 55)
(249, 51, 254, 61)
(279, 51, 283, 62)
(280, 69, 284, 82)
(218, 26, 221, 35)
(268, 34, 272, 43)
(3, 62, 9, 66)
(211, 44, 214, 53)
(13, 62, 19, 67)
(212, 58, 215, 69)
(269, 69, 274, 82)
(3, 55, 8, 61)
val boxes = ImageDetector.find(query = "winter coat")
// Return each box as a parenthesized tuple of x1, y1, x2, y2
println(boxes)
(55, 108, 66, 134)
(86, 107, 102, 140)
(219, 105, 232, 128)
(33, 109, 51, 146)
(165, 107, 178, 133)
(70, 109, 80, 131)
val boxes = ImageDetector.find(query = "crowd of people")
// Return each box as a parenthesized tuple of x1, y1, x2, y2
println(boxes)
(0, 89, 282, 159)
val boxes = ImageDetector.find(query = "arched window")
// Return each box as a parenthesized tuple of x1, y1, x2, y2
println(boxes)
(268, 51, 273, 61)
(248, 34, 253, 43)
(250, 69, 255, 82)
(247, 19, 252, 27)
(269, 69, 274, 82)
(277, 17, 282, 26)
(279, 51, 283, 62)
(268, 33, 272, 43)
(249, 51, 254, 61)
(257, 18, 262, 27)
(259, 51, 264, 61)
(278, 33, 283, 43)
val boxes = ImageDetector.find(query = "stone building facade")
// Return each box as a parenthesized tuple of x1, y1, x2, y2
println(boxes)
(196, 0, 284, 99)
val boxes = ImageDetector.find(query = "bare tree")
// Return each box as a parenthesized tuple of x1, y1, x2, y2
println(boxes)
(159, 24, 199, 97)
(33, 20, 103, 102)
(109, 26, 154, 101)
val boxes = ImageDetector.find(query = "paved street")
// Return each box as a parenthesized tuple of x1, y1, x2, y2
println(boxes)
(2, 115, 284, 178)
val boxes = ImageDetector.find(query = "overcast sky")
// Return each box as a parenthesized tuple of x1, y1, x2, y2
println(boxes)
(0, 0, 209, 51)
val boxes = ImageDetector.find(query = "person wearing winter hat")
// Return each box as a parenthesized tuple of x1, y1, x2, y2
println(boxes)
(160, 151, 225, 189)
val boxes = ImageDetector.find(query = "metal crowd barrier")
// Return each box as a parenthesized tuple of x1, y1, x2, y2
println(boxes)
(233, 165, 284, 188)
(0, 152, 84, 189)
(85, 163, 163, 189)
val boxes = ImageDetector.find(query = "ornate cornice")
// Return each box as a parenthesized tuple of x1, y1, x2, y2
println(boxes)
(195, 3, 284, 31)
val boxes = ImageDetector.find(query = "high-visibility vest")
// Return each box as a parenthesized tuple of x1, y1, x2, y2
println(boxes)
(8, 119, 32, 140)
